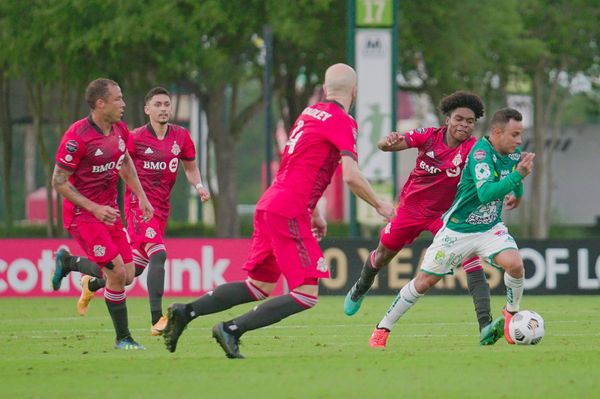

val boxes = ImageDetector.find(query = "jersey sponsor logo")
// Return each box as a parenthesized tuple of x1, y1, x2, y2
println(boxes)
(144, 147, 154, 154)
(93, 245, 106, 257)
(452, 153, 462, 166)
(508, 153, 520, 161)
(446, 166, 461, 177)
(426, 151, 435, 158)
(169, 158, 179, 172)
(145, 227, 157, 239)
(475, 162, 491, 180)
(466, 201, 499, 225)
(316, 257, 329, 272)
(66, 140, 78, 153)
(143, 160, 168, 170)
(94, 148, 104, 156)
(500, 169, 510, 179)
(419, 160, 441, 174)
(118, 137, 126, 152)
(473, 150, 486, 161)
(171, 142, 181, 156)
(91, 154, 125, 173)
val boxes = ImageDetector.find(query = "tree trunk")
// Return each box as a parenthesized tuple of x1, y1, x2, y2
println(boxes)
(0, 73, 13, 233)
(205, 85, 240, 237)
(24, 124, 36, 195)
(528, 68, 548, 239)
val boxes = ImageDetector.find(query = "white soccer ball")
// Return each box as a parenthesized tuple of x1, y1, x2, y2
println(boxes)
(508, 310, 545, 345)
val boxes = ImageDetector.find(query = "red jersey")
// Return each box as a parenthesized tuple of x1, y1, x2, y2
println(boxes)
(257, 101, 358, 218)
(125, 123, 196, 221)
(399, 126, 476, 219)
(55, 116, 129, 227)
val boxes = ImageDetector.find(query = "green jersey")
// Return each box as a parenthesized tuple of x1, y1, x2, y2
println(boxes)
(443, 137, 523, 233)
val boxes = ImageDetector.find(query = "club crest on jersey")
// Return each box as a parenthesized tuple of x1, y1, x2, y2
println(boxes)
(118, 137, 126, 152)
(66, 140, 78, 153)
(93, 245, 106, 257)
(316, 257, 329, 272)
(145, 227, 157, 239)
(171, 142, 181, 156)
(473, 150, 486, 161)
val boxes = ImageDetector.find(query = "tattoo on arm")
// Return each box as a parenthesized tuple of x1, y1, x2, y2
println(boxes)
(52, 167, 70, 187)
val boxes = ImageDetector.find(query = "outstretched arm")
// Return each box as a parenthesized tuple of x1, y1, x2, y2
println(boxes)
(378, 132, 410, 152)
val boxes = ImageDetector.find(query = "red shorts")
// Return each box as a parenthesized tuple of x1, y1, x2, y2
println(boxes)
(126, 207, 167, 269)
(379, 207, 443, 251)
(68, 218, 133, 267)
(243, 210, 328, 290)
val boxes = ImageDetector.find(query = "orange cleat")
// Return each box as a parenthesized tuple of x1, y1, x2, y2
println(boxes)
(151, 316, 168, 336)
(77, 275, 95, 316)
(369, 327, 390, 348)
(503, 307, 516, 344)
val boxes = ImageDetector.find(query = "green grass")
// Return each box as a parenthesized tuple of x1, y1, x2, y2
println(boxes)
(2, 295, 599, 399)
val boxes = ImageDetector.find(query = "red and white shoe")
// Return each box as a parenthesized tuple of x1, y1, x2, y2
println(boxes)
(502, 307, 516, 344)
(369, 327, 390, 348)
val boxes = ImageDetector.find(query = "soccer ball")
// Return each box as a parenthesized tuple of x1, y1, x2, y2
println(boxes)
(508, 310, 545, 345)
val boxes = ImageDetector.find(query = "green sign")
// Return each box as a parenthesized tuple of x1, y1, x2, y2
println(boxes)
(356, 0, 393, 27)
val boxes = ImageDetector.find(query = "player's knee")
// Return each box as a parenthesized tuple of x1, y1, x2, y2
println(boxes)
(134, 266, 145, 277)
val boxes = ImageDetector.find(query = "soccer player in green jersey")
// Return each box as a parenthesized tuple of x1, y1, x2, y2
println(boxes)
(370, 107, 534, 347)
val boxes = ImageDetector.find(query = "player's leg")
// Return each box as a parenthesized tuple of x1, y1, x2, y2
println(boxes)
(143, 243, 167, 332)
(462, 257, 492, 331)
(211, 211, 325, 359)
(52, 247, 104, 290)
(345, 213, 423, 316)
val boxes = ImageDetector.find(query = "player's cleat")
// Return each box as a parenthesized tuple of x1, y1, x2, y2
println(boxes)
(212, 322, 245, 359)
(77, 275, 95, 316)
(151, 316, 168, 336)
(163, 303, 189, 353)
(502, 307, 516, 344)
(369, 327, 390, 348)
(479, 316, 505, 345)
(344, 283, 367, 316)
(114, 336, 145, 350)
(52, 247, 71, 291)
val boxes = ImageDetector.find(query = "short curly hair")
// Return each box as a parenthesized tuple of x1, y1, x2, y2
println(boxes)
(439, 91, 484, 119)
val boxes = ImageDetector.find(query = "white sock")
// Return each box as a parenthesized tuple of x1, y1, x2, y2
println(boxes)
(504, 273, 524, 313)
(378, 279, 423, 331)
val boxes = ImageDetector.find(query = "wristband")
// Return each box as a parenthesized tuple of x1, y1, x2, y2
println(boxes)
(195, 182, 204, 190)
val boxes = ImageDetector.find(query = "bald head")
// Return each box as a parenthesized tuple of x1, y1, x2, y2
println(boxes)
(323, 63, 357, 98)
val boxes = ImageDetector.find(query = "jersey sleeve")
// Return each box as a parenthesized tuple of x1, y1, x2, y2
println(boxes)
(328, 117, 358, 161)
(55, 130, 85, 171)
(402, 127, 433, 148)
(180, 128, 196, 161)
(469, 147, 523, 203)
(126, 131, 137, 158)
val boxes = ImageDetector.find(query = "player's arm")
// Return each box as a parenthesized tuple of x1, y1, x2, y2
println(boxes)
(52, 165, 120, 225)
(119, 152, 154, 220)
(182, 159, 210, 202)
(475, 153, 534, 203)
(378, 132, 410, 152)
(341, 156, 395, 220)
(310, 206, 327, 241)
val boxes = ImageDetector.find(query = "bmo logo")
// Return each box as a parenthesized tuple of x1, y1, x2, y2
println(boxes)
(92, 154, 125, 173)
(143, 158, 178, 172)
(419, 160, 441, 174)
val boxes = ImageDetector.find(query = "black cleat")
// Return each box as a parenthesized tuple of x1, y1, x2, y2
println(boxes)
(212, 322, 245, 359)
(52, 247, 71, 291)
(163, 303, 189, 353)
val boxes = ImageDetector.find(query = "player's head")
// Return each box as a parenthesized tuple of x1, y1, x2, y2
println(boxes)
(86, 78, 125, 123)
(490, 107, 523, 155)
(440, 91, 484, 143)
(144, 87, 171, 126)
(323, 63, 357, 112)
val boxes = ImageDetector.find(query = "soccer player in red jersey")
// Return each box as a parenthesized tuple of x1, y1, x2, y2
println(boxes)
(52, 78, 153, 350)
(342, 91, 499, 347)
(53, 87, 210, 336)
(162, 63, 396, 358)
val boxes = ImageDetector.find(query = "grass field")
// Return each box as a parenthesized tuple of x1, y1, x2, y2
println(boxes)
(2, 295, 600, 399)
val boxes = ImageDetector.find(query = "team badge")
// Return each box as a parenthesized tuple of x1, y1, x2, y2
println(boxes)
(316, 257, 329, 272)
(93, 245, 106, 257)
(171, 141, 181, 156)
(145, 227, 157, 239)
(452, 153, 462, 166)
(473, 150, 486, 161)
(118, 137, 126, 152)
(66, 140, 78, 153)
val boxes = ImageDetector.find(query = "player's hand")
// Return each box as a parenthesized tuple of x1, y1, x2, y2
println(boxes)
(379, 132, 405, 150)
(197, 186, 211, 202)
(376, 201, 396, 221)
(516, 152, 535, 178)
(503, 194, 521, 211)
(138, 197, 154, 222)
(311, 213, 327, 241)
(92, 205, 120, 226)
